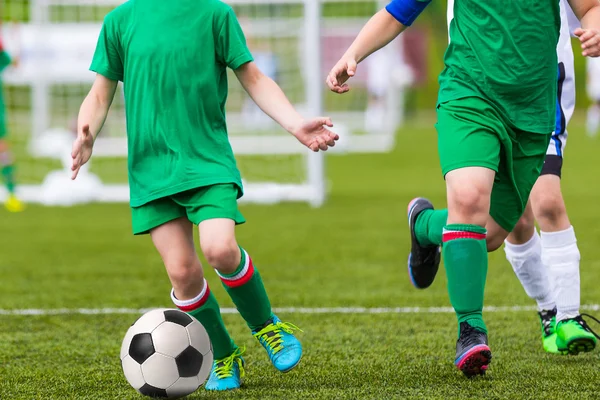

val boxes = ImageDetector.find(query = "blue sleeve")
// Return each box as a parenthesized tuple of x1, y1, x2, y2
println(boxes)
(385, 0, 431, 27)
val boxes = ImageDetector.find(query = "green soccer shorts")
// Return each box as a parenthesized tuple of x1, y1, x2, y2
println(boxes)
(131, 183, 246, 235)
(436, 96, 551, 232)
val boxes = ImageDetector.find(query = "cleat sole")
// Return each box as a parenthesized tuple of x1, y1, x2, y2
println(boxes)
(455, 345, 492, 378)
(563, 337, 596, 355)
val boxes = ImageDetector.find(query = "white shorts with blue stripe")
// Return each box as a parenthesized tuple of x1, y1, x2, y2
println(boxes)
(548, 0, 575, 159)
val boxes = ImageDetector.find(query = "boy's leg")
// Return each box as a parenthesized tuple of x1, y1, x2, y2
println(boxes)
(134, 199, 242, 391)
(530, 174, 596, 355)
(411, 97, 506, 377)
(198, 218, 272, 329)
(444, 167, 494, 378)
(505, 202, 558, 354)
(149, 217, 237, 361)
(183, 184, 302, 373)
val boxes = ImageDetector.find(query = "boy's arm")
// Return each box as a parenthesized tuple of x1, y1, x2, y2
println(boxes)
(71, 74, 118, 179)
(234, 61, 338, 152)
(569, 0, 600, 57)
(326, 0, 430, 93)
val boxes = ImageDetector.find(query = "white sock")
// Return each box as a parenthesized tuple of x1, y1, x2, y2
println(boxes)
(504, 231, 556, 311)
(541, 226, 580, 322)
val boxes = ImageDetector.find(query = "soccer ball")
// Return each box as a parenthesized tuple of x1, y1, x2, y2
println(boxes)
(120, 309, 213, 398)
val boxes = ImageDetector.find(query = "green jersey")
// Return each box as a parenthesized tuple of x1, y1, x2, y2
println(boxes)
(439, 0, 561, 133)
(0, 51, 11, 138)
(90, 0, 253, 207)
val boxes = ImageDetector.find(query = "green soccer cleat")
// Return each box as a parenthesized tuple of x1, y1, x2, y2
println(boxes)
(555, 314, 600, 355)
(538, 308, 560, 354)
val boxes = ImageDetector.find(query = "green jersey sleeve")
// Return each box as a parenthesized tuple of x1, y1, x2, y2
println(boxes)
(216, 7, 253, 70)
(90, 14, 124, 82)
(0, 51, 11, 73)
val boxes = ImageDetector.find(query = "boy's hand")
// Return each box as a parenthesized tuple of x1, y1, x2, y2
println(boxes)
(575, 28, 600, 57)
(71, 124, 94, 180)
(293, 117, 339, 152)
(326, 57, 358, 94)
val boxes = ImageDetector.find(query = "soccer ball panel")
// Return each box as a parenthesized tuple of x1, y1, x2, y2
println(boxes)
(197, 349, 213, 385)
(138, 383, 168, 398)
(152, 322, 190, 357)
(166, 377, 200, 398)
(175, 347, 203, 378)
(121, 355, 146, 390)
(163, 309, 193, 327)
(120, 326, 136, 360)
(186, 319, 212, 355)
(132, 309, 169, 333)
(129, 333, 155, 364)
(141, 353, 179, 389)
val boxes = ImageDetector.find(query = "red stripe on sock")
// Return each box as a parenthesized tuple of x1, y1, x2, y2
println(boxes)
(220, 258, 255, 288)
(442, 231, 486, 242)
(176, 286, 211, 312)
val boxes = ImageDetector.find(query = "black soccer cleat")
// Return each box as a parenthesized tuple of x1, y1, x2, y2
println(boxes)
(454, 322, 492, 378)
(407, 197, 441, 289)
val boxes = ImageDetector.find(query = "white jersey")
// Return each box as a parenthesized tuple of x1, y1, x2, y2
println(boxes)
(447, 0, 575, 158)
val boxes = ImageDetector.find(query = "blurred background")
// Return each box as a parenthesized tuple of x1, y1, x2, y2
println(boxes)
(2, 1, 600, 398)
(0, 0, 597, 207)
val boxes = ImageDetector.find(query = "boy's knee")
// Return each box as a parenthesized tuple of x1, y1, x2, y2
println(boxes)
(203, 241, 240, 273)
(534, 193, 567, 226)
(448, 186, 490, 225)
(167, 255, 202, 286)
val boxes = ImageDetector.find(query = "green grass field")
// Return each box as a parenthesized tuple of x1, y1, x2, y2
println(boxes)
(2, 115, 600, 399)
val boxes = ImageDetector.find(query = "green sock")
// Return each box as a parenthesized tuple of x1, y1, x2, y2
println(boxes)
(1, 164, 15, 194)
(414, 209, 448, 246)
(442, 224, 488, 336)
(218, 247, 273, 331)
(185, 290, 237, 360)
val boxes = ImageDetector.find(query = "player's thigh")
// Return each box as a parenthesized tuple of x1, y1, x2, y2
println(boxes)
(490, 130, 550, 233)
(437, 97, 502, 223)
(176, 183, 245, 228)
(150, 217, 202, 281)
(176, 184, 244, 267)
(436, 97, 503, 176)
(131, 196, 187, 235)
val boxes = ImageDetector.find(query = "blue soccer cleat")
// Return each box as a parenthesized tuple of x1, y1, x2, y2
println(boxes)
(253, 315, 303, 372)
(205, 347, 245, 391)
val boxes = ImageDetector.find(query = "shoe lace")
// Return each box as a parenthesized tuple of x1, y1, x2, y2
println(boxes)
(579, 314, 600, 340)
(213, 347, 245, 379)
(253, 321, 302, 355)
(539, 308, 557, 336)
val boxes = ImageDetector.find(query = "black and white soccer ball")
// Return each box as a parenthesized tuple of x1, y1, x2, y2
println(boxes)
(120, 309, 213, 398)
